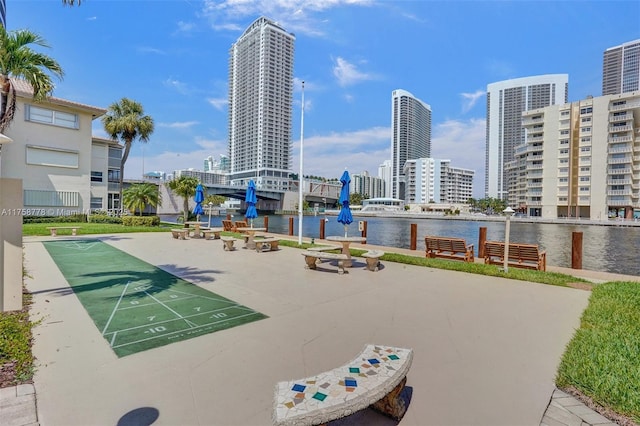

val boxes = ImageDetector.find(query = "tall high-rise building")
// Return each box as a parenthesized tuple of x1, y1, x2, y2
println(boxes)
(602, 39, 640, 96)
(0, 0, 6, 28)
(378, 159, 392, 198)
(390, 89, 431, 201)
(228, 17, 295, 191)
(485, 74, 568, 200)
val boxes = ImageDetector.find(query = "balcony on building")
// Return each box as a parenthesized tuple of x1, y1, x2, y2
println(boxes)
(608, 156, 632, 164)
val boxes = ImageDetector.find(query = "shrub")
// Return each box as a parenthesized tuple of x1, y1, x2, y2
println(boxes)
(88, 214, 123, 224)
(23, 214, 87, 224)
(122, 215, 160, 227)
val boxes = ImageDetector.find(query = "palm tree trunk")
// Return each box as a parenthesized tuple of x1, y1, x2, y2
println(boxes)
(119, 140, 133, 215)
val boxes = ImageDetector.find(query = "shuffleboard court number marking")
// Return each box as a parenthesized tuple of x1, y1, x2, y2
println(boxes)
(194, 307, 201, 312)
(130, 301, 139, 305)
(211, 312, 227, 319)
(148, 316, 156, 322)
(145, 326, 167, 334)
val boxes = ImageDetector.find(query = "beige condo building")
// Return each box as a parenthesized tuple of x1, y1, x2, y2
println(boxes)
(507, 91, 640, 220)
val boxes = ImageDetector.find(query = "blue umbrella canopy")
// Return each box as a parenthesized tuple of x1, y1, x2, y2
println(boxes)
(245, 180, 258, 225)
(337, 170, 353, 236)
(193, 184, 205, 217)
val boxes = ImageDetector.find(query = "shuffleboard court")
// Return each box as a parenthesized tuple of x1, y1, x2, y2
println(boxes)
(43, 239, 267, 357)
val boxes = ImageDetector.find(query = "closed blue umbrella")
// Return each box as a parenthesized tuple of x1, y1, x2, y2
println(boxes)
(193, 183, 205, 220)
(245, 179, 258, 227)
(337, 170, 353, 237)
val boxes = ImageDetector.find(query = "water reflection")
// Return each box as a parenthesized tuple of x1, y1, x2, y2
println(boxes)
(178, 215, 640, 276)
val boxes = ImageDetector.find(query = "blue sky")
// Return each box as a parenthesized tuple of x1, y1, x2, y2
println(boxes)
(8, 0, 640, 197)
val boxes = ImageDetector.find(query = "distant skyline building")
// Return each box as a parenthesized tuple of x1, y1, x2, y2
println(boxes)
(204, 154, 230, 173)
(0, 0, 5, 28)
(378, 159, 392, 198)
(350, 171, 385, 199)
(403, 158, 474, 204)
(228, 16, 295, 191)
(602, 39, 640, 96)
(485, 74, 568, 200)
(390, 89, 431, 201)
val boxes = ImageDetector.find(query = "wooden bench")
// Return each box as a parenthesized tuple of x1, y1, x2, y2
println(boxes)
(220, 236, 238, 251)
(254, 238, 280, 252)
(301, 251, 350, 275)
(484, 241, 546, 271)
(47, 226, 81, 237)
(425, 236, 474, 262)
(171, 229, 188, 240)
(361, 250, 384, 272)
(273, 344, 413, 426)
(201, 228, 222, 240)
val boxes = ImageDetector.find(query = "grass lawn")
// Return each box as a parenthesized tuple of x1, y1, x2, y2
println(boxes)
(22, 222, 172, 236)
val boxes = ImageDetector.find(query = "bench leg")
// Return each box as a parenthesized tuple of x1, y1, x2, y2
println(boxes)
(223, 241, 235, 251)
(336, 259, 346, 275)
(270, 242, 279, 251)
(370, 376, 407, 421)
(50, 229, 57, 237)
(303, 256, 317, 270)
(365, 257, 379, 272)
(72, 228, 78, 236)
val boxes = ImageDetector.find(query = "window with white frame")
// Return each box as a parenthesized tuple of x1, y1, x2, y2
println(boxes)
(25, 105, 79, 129)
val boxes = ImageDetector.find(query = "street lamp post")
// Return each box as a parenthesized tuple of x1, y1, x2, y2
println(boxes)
(503, 206, 515, 272)
(208, 202, 213, 228)
(298, 81, 305, 245)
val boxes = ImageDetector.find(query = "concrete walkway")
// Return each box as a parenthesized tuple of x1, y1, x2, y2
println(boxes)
(2, 233, 631, 425)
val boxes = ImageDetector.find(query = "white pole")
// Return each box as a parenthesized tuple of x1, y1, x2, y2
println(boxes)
(298, 81, 305, 245)
(503, 215, 511, 273)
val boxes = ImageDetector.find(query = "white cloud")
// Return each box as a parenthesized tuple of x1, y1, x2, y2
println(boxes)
(158, 121, 199, 129)
(207, 97, 228, 111)
(137, 46, 166, 55)
(163, 78, 190, 95)
(431, 118, 486, 198)
(175, 21, 196, 34)
(460, 90, 485, 113)
(201, 0, 373, 37)
(124, 137, 228, 179)
(293, 126, 390, 179)
(332, 57, 376, 87)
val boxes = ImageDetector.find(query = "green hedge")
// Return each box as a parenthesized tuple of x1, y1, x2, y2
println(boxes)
(122, 215, 160, 227)
(23, 214, 87, 224)
(87, 214, 123, 224)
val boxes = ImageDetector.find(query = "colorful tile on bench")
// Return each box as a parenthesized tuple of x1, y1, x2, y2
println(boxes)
(273, 344, 413, 426)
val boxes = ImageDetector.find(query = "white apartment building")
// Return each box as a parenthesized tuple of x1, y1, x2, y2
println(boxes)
(350, 171, 385, 199)
(1, 79, 120, 214)
(390, 89, 431, 201)
(378, 159, 392, 198)
(228, 16, 295, 191)
(403, 158, 474, 204)
(174, 169, 228, 186)
(513, 91, 640, 220)
(603, 39, 640, 96)
(485, 75, 568, 200)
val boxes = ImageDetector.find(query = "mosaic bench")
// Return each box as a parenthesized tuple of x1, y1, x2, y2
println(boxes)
(255, 237, 280, 252)
(170, 229, 188, 240)
(273, 344, 413, 426)
(220, 236, 238, 251)
(47, 226, 81, 237)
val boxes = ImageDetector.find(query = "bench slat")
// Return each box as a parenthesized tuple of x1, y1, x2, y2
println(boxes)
(483, 241, 546, 271)
(425, 236, 474, 262)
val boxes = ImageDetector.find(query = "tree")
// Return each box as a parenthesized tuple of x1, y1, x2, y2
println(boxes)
(122, 183, 161, 216)
(204, 194, 226, 206)
(62, 0, 82, 4)
(102, 98, 154, 213)
(167, 176, 199, 222)
(0, 27, 64, 132)
(350, 193, 366, 206)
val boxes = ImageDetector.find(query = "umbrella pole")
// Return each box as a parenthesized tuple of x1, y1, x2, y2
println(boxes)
(344, 224, 348, 238)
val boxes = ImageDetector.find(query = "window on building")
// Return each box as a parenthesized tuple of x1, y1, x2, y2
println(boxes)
(90, 197, 103, 210)
(91, 171, 103, 182)
(26, 145, 79, 169)
(25, 105, 79, 129)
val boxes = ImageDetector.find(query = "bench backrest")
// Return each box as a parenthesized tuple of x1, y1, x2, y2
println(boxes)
(425, 236, 468, 253)
(222, 220, 234, 231)
(485, 241, 541, 261)
(234, 220, 248, 229)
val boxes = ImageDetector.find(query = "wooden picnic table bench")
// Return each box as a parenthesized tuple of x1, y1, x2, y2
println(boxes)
(483, 240, 546, 271)
(301, 251, 350, 275)
(46, 226, 81, 237)
(425, 236, 474, 262)
(273, 344, 413, 426)
(171, 229, 188, 240)
(254, 237, 280, 252)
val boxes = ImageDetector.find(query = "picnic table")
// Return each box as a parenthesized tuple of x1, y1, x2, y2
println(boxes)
(326, 236, 366, 268)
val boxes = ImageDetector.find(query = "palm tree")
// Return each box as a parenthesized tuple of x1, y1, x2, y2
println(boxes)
(167, 176, 199, 222)
(102, 98, 154, 214)
(61, 0, 82, 4)
(122, 183, 162, 216)
(0, 27, 64, 132)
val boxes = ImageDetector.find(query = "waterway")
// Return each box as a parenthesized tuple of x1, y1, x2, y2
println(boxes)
(168, 213, 640, 277)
